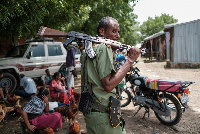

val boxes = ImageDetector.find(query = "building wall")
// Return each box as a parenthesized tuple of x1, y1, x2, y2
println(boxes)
(0, 39, 26, 58)
(0, 40, 11, 58)
(142, 33, 166, 61)
(173, 20, 200, 62)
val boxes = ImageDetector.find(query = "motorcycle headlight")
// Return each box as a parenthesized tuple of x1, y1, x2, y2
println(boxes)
(134, 79, 142, 86)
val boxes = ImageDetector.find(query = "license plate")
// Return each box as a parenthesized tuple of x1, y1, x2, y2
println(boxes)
(180, 94, 189, 103)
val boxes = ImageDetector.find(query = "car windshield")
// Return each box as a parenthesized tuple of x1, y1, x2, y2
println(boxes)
(6, 44, 29, 57)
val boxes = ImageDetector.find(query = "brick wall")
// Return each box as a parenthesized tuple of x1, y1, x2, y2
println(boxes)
(0, 39, 26, 58)
(0, 40, 10, 58)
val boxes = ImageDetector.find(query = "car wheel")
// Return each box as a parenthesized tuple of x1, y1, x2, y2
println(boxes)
(0, 73, 17, 94)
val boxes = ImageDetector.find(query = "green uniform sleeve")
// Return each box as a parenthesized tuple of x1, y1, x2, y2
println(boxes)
(96, 44, 115, 80)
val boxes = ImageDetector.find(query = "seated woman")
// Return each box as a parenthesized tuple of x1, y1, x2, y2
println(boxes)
(41, 69, 53, 88)
(21, 87, 62, 132)
(49, 72, 73, 103)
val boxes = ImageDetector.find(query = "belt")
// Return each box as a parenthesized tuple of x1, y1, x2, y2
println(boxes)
(91, 109, 101, 112)
(91, 101, 109, 113)
(91, 108, 108, 113)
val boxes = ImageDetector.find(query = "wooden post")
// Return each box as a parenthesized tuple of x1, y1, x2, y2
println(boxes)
(150, 39, 153, 61)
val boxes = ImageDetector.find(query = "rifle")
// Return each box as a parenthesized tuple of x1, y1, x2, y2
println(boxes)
(37, 26, 131, 59)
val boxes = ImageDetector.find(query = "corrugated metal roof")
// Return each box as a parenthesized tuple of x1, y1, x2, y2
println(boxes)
(164, 19, 200, 30)
(143, 31, 165, 41)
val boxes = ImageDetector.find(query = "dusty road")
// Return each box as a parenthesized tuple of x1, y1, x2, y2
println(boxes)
(120, 60, 200, 134)
(1, 58, 200, 134)
(74, 59, 200, 134)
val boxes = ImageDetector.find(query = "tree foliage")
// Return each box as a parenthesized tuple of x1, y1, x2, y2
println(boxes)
(139, 13, 178, 39)
(0, 0, 92, 40)
(0, 0, 139, 46)
(80, 0, 139, 46)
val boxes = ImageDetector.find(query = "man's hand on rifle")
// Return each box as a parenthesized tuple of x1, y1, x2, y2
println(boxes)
(127, 47, 141, 64)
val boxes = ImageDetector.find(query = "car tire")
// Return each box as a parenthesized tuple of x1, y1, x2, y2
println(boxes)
(0, 73, 17, 94)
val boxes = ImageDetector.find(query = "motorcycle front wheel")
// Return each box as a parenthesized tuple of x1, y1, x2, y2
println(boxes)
(154, 93, 182, 126)
(120, 88, 132, 107)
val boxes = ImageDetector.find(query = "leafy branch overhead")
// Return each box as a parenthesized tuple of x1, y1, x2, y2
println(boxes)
(0, 0, 139, 46)
(0, 0, 177, 46)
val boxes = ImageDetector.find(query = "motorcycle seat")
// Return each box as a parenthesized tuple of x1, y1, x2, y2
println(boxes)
(145, 78, 182, 92)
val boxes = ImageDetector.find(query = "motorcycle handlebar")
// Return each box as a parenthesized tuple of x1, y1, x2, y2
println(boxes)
(132, 60, 139, 66)
(182, 81, 195, 84)
(127, 60, 139, 74)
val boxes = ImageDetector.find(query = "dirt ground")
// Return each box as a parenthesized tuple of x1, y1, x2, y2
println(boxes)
(1, 57, 200, 134)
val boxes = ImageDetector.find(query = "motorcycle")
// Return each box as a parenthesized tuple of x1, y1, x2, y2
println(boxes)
(119, 61, 194, 126)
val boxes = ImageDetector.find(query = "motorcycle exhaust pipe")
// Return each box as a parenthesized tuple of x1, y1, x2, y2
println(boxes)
(133, 96, 171, 116)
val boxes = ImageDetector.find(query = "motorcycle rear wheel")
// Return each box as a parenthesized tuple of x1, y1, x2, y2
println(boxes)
(120, 88, 132, 107)
(154, 93, 182, 126)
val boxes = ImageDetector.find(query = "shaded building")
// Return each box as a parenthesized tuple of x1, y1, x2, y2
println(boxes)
(141, 19, 200, 68)
(141, 31, 168, 61)
(164, 19, 200, 68)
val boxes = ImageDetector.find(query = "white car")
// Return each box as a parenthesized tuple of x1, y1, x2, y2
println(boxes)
(74, 47, 81, 72)
(0, 37, 68, 93)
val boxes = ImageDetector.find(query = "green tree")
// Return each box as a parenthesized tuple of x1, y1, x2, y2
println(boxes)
(0, 0, 93, 40)
(139, 13, 178, 39)
(0, 0, 139, 46)
(80, 0, 139, 46)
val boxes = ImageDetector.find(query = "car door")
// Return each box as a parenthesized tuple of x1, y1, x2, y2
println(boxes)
(46, 42, 66, 75)
(22, 42, 47, 77)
